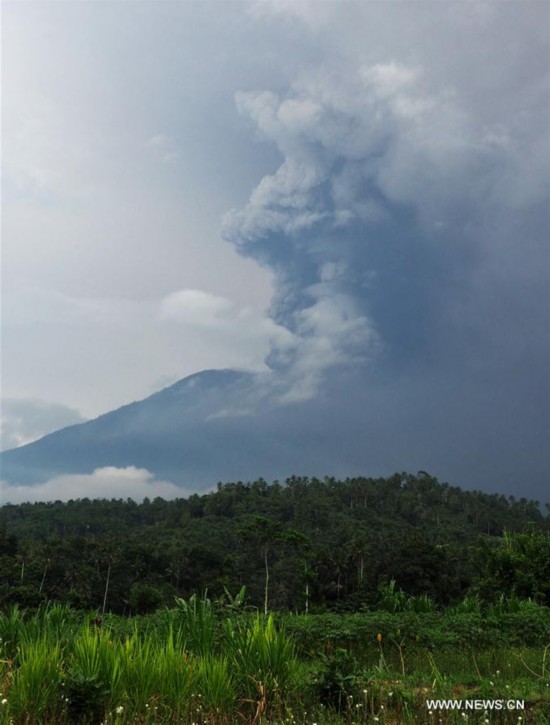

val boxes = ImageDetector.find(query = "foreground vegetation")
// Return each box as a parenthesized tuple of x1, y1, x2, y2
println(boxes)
(0, 593, 549, 724)
(1, 474, 548, 722)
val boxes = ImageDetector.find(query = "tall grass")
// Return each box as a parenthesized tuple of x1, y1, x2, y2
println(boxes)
(118, 631, 161, 713)
(196, 656, 236, 721)
(66, 627, 123, 722)
(155, 630, 195, 718)
(0, 606, 25, 660)
(0, 602, 548, 723)
(378, 580, 437, 613)
(8, 636, 62, 723)
(174, 592, 216, 656)
(224, 613, 299, 720)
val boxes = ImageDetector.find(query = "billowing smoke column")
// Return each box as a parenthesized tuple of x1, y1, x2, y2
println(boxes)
(221, 54, 549, 496)
(223, 62, 541, 398)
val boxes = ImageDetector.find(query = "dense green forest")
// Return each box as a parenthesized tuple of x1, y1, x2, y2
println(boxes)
(1, 472, 549, 614)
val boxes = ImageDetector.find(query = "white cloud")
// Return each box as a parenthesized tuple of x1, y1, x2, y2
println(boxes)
(160, 289, 234, 326)
(0, 467, 189, 505)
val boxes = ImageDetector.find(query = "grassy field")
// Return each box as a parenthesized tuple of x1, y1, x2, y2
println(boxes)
(0, 600, 549, 724)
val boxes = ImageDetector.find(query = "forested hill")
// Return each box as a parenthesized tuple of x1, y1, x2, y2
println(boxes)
(1, 473, 548, 614)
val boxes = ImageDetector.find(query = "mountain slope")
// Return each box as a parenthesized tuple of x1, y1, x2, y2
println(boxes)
(1, 370, 251, 486)
(0, 369, 356, 490)
(3, 366, 548, 502)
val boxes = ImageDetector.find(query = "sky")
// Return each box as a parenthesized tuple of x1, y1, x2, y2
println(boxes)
(2, 1, 549, 502)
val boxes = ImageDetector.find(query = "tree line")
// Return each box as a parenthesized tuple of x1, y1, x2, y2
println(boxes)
(1, 472, 548, 614)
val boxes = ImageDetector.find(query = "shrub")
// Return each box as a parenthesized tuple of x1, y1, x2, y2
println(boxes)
(313, 647, 361, 712)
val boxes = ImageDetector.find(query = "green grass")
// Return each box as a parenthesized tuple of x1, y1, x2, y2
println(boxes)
(0, 603, 548, 723)
(7, 635, 62, 723)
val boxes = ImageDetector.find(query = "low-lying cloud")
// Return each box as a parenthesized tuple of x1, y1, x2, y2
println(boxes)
(0, 467, 188, 505)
